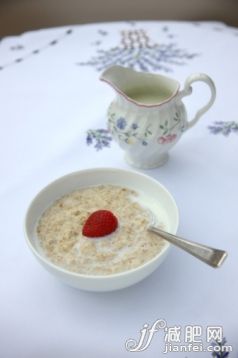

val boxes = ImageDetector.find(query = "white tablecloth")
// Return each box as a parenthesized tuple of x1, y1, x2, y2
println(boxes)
(0, 21, 237, 357)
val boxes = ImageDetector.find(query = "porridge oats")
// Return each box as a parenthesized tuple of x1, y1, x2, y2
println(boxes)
(36, 185, 166, 275)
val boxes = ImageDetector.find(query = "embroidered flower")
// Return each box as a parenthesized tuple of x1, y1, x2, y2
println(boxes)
(86, 133, 93, 145)
(208, 121, 238, 136)
(79, 29, 198, 72)
(86, 129, 112, 150)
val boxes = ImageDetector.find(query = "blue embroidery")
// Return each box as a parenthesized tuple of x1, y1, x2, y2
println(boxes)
(208, 121, 238, 136)
(86, 129, 112, 150)
(78, 28, 198, 72)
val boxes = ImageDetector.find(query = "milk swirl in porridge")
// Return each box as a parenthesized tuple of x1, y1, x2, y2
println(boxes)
(36, 185, 167, 275)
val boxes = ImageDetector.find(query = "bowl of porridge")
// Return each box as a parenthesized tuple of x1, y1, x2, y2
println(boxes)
(25, 168, 179, 291)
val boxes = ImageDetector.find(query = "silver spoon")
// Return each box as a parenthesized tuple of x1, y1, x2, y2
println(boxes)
(148, 224, 228, 268)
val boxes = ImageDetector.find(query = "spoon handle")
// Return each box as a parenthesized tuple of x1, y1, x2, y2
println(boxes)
(149, 226, 227, 268)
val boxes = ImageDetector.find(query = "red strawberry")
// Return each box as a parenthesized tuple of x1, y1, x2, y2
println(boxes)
(82, 210, 118, 238)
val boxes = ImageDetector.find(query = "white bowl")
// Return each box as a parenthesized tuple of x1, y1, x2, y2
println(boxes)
(24, 168, 179, 292)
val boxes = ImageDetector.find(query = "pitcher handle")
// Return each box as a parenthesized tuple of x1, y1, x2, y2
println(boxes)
(179, 73, 216, 129)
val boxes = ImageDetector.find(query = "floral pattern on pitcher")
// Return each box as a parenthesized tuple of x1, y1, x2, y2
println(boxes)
(158, 134, 177, 144)
(108, 113, 153, 146)
(86, 109, 186, 151)
(108, 111, 182, 147)
(86, 118, 238, 151)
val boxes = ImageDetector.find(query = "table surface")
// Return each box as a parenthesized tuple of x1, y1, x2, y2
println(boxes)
(0, 21, 237, 358)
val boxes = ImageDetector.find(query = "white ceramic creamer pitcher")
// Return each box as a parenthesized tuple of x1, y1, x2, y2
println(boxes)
(100, 65, 216, 169)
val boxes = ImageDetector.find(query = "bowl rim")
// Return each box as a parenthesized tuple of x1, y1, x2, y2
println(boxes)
(24, 167, 179, 280)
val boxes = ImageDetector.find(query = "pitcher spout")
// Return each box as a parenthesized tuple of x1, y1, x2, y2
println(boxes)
(100, 65, 136, 98)
(100, 65, 180, 107)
